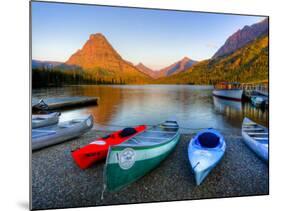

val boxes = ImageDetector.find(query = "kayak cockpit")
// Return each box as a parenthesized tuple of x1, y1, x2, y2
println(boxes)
(196, 132, 220, 148)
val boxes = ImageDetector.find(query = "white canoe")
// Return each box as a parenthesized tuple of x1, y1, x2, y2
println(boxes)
(32, 112, 60, 129)
(242, 117, 268, 162)
(32, 115, 94, 151)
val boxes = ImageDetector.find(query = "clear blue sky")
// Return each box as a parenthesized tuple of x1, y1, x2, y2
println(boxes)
(32, 1, 265, 70)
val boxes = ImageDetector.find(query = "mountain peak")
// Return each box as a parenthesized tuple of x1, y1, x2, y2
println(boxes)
(182, 56, 190, 61)
(157, 56, 197, 77)
(65, 33, 149, 83)
(89, 33, 106, 40)
(212, 17, 269, 59)
(66, 33, 122, 69)
(135, 63, 158, 78)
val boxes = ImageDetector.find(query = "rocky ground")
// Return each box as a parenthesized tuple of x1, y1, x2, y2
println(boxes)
(32, 129, 269, 210)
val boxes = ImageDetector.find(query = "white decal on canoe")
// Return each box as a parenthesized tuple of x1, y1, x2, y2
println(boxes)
(118, 148, 136, 170)
(86, 119, 92, 127)
(90, 140, 106, 145)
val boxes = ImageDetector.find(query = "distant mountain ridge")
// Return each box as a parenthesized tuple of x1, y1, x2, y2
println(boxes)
(135, 63, 158, 78)
(157, 57, 197, 78)
(32, 18, 268, 86)
(212, 18, 269, 59)
(157, 34, 268, 84)
(32, 60, 63, 69)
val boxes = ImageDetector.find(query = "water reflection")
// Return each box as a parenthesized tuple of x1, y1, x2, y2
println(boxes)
(213, 96, 268, 128)
(32, 85, 269, 132)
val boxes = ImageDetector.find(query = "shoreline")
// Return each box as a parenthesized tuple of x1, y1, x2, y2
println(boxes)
(32, 129, 269, 210)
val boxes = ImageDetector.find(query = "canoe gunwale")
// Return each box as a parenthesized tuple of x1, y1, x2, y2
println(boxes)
(111, 129, 179, 150)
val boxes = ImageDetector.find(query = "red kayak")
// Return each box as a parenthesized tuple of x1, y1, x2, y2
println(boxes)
(71, 125, 147, 169)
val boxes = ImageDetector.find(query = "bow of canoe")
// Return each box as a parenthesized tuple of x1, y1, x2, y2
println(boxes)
(71, 125, 147, 169)
(242, 117, 268, 162)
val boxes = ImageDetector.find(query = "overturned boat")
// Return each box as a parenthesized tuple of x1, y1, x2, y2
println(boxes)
(32, 115, 93, 151)
(32, 112, 61, 129)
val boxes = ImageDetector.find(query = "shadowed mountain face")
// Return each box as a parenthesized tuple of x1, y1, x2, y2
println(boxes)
(157, 57, 197, 78)
(212, 18, 269, 59)
(65, 33, 150, 83)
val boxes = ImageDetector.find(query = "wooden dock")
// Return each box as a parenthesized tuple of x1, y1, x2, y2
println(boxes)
(32, 96, 99, 111)
(241, 80, 269, 98)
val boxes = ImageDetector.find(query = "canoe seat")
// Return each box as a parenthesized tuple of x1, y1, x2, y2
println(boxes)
(197, 132, 220, 148)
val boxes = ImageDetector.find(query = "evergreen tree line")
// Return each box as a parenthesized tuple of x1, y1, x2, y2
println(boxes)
(32, 69, 126, 88)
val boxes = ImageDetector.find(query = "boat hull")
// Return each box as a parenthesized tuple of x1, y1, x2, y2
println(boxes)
(242, 118, 268, 162)
(251, 96, 268, 108)
(32, 115, 93, 151)
(105, 133, 180, 192)
(32, 112, 60, 128)
(188, 129, 226, 185)
(212, 89, 243, 101)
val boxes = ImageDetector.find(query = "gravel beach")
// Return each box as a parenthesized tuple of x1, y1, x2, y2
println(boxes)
(32, 129, 269, 210)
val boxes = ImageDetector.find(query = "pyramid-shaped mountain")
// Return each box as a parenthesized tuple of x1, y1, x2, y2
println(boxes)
(65, 33, 150, 83)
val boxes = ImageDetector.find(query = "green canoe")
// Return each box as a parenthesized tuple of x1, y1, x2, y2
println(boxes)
(104, 119, 180, 192)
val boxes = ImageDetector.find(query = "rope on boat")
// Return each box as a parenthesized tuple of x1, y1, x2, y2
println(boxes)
(101, 184, 106, 200)
(192, 162, 200, 172)
(33, 99, 49, 110)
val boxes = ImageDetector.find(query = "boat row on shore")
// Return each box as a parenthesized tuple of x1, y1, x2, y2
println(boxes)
(31, 112, 268, 192)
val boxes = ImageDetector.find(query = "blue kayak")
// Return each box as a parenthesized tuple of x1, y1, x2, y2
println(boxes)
(188, 128, 226, 185)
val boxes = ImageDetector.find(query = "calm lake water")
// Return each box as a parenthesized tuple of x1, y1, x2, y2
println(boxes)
(32, 85, 269, 133)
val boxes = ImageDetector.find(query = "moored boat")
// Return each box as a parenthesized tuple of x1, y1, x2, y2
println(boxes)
(71, 125, 147, 169)
(32, 112, 61, 129)
(241, 117, 268, 162)
(32, 115, 93, 151)
(188, 128, 226, 185)
(212, 82, 243, 101)
(251, 95, 268, 108)
(104, 119, 180, 192)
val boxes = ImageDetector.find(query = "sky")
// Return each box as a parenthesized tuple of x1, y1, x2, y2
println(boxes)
(32, 2, 265, 70)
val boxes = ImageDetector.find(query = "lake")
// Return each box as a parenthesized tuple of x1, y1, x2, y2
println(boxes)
(32, 85, 269, 133)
